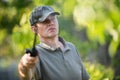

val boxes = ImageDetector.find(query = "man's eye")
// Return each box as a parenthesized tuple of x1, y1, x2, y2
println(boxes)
(43, 19, 50, 24)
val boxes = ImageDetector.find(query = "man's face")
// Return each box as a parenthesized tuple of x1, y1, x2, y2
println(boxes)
(36, 15, 59, 39)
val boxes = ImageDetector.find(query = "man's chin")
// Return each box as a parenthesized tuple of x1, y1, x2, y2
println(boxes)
(47, 34, 58, 38)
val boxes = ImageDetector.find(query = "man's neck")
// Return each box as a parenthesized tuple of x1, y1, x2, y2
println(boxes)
(40, 36, 60, 48)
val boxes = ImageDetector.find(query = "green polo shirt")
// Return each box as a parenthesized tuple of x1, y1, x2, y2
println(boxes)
(34, 37, 89, 80)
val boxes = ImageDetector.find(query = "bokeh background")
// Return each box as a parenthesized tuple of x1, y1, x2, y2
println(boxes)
(0, 0, 120, 80)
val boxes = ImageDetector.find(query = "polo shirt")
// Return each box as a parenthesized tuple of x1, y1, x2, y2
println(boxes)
(34, 37, 89, 80)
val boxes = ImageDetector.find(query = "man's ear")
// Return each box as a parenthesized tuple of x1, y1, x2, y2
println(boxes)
(31, 26, 38, 33)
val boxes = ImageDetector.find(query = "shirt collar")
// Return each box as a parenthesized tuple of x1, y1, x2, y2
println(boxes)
(39, 37, 70, 51)
(40, 42, 56, 51)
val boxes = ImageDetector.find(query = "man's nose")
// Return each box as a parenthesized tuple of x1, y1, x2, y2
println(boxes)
(49, 19, 54, 24)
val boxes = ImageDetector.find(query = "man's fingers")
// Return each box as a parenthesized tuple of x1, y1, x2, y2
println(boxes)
(21, 53, 38, 68)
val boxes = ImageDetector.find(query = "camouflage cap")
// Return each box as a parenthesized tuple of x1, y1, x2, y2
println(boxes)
(29, 6, 60, 26)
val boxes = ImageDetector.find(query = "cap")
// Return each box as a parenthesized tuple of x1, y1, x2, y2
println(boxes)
(29, 6, 60, 26)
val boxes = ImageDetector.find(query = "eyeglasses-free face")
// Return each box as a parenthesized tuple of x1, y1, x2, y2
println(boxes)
(35, 14, 59, 39)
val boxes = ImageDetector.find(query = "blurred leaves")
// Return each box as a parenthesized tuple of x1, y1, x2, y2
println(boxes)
(85, 62, 114, 80)
(73, 0, 120, 57)
(62, 0, 77, 17)
(0, 29, 6, 44)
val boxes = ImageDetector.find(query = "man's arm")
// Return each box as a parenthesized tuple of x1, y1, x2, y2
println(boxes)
(18, 54, 38, 80)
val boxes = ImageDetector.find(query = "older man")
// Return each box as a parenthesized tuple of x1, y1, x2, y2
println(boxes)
(18, 6, 90, 80)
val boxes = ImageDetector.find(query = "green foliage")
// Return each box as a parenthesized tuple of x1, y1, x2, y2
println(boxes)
(12, 25, 33, 55)
(85, 62, 114, 80)
(0, 29, 7, 44)
(12, 0, 32, 9)
(115, 0, 120, 9)
(62, 0, 77, 17)
(73, 0, 120, 57)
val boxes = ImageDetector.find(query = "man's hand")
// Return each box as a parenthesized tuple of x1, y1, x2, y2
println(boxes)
(18, 53, 38, 80)
(21, 53, 38, 68)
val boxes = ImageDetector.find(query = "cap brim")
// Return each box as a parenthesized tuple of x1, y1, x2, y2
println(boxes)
(38, 12, 60, 22)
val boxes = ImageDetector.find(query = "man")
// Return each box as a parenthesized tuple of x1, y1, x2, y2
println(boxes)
(18, 6, 90, 80)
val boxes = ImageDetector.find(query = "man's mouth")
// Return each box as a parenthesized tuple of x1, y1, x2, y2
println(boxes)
(48, 28, 56, 32)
